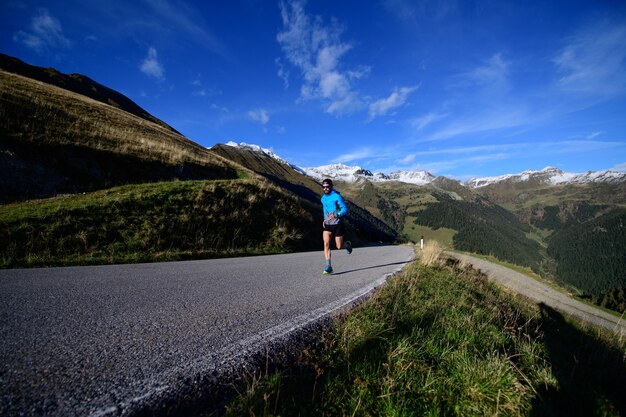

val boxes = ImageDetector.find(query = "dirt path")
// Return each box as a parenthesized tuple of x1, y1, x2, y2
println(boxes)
(447, 252, 626, 336)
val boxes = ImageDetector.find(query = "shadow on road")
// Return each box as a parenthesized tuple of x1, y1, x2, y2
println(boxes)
(332, 261, 408, 276)
(531, 303, 626, 417)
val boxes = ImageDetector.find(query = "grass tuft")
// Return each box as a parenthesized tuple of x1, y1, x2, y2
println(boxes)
(418, 240, 444, 267)
(222, 252, 626, 417)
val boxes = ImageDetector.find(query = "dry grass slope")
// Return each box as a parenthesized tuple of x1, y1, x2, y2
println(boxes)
(0, 70, 250, 201)
(1, 70, 232, 166)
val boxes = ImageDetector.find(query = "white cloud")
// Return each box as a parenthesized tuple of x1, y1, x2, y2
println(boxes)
(248, 108, 270, 125)
(411, 112, 448, 130)
(13, 9, 71, 52)
(611, 162, 626, 172)
(369, 86, 419, 119)
(332, 147, 378, 163)
(554, 21, 626, 96)
(277, 0, 367, 115)
(467, 54, 509, 86)
(140, 47, 165, 80)
(398, 154, 416, 164)
(144, 0, 225, 56)
(451, 53, 510, 96)
(275, 57, 290, 88)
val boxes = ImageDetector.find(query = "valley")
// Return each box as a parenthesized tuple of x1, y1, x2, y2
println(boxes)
(1, 52, 624, 316)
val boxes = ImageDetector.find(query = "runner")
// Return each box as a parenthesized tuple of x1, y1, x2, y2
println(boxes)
(321, 178, 352, 275)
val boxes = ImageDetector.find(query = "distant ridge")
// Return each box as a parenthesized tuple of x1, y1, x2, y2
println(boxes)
(303, 163, 436, 185)
(226, 143, 625, 188)
(466, 167, 626, 188)
(0, 53, 178, 133)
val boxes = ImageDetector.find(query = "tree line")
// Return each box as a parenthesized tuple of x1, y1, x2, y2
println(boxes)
(410, 199, 542, 270)
(547, 208, 626, 296)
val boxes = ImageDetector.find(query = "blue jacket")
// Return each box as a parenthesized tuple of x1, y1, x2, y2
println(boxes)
(321, 189, 348, 225)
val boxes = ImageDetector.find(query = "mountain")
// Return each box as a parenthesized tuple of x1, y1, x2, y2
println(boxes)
(211, 143, 398, 245)
(211, 142, 320, 204)
(0, 53, 178, 133)
(221, 141, 306, 174)
(303, 163, 436, 185)
(0, 55, 240, 203)
(465, 167, 626, 188)
(304, 164, 626, 189)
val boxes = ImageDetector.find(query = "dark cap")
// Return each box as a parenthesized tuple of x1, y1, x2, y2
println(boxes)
(322, 178, 333, 186)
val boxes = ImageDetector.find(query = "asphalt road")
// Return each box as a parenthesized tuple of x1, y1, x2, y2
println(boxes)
(0, 245, 415, 417)
(448, 252, 626, 336)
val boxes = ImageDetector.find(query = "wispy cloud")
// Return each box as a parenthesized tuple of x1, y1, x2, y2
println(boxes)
(383, 0, 460, 23)
(611, 162, 626, 172)
(411, 112, 448, 130)
(465, 54, 509, 87)
(365, 139, 624, 175)
(248, 108, 270, 125)
(422, 109, 528, 142)
(450, 53, 511, 98)
(275, 57, 290, 88)
(140, 47, 165, 80)
(554, 21, 626, 96)
(144, 0, 225, 56)
(369, 86, 419, 119)
(277, 0, 367, 115)
(332, 147, 380, 163)
(13, 9, 71, 52)
(398, 154, 416, 164)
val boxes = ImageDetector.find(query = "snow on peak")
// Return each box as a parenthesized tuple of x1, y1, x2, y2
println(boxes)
(214, 143, 625, 188)
(303, 163, 435, 185)
(223, 141, 288, 164)
(466, 167, 626, 188)
(387, 170, 436, 185)
(220, 141, 305, 174)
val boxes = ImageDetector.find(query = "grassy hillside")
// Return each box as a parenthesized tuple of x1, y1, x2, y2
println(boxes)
(341, 177, 625, 313)
(0, 53, 177, 132)
(223, 248, 626, 417)
(476, 181, 626, 212)
(211, 145, 398, 245)
(0, 69, 240, 203)
(0, 179, 322, 268)
(212, 144, 321, 203)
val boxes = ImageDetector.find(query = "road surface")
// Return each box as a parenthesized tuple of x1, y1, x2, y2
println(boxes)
(0, 245, 415, 417)
(448, 252, 626, 336)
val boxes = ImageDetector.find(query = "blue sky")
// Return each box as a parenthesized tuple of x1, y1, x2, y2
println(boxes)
(2, 0, 626, 179)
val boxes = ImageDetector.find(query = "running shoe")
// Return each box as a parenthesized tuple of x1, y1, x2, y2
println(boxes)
(323, 265, 334, 275)
(346, 240, 352, 254)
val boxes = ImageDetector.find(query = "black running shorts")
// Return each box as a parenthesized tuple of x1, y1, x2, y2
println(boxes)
(323, 221, 345, 237)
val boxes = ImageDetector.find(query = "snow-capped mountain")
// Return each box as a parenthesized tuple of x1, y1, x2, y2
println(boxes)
(220, 141, 306, 174)
(214, 142, 625, 188)
(302, 163, 435, 185)
(465, 167, 626, 188)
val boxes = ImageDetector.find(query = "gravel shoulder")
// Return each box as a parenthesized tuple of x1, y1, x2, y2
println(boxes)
(447, 252, 626, 336)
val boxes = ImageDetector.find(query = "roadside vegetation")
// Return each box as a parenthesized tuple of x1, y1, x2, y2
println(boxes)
(223, 244, 626, 417)
(0, 179, 322, 268)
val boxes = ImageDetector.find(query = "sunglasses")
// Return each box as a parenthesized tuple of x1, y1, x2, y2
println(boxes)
(322, 185, 331, 189)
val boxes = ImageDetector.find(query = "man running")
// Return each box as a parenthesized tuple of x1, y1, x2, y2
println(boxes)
(321, 178, 352, 275)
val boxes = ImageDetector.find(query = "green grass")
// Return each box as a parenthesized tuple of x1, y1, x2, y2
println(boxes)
(0, 179, 321, 268)
(403, 219, 456, 249)
(222, 254, 626, 417)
